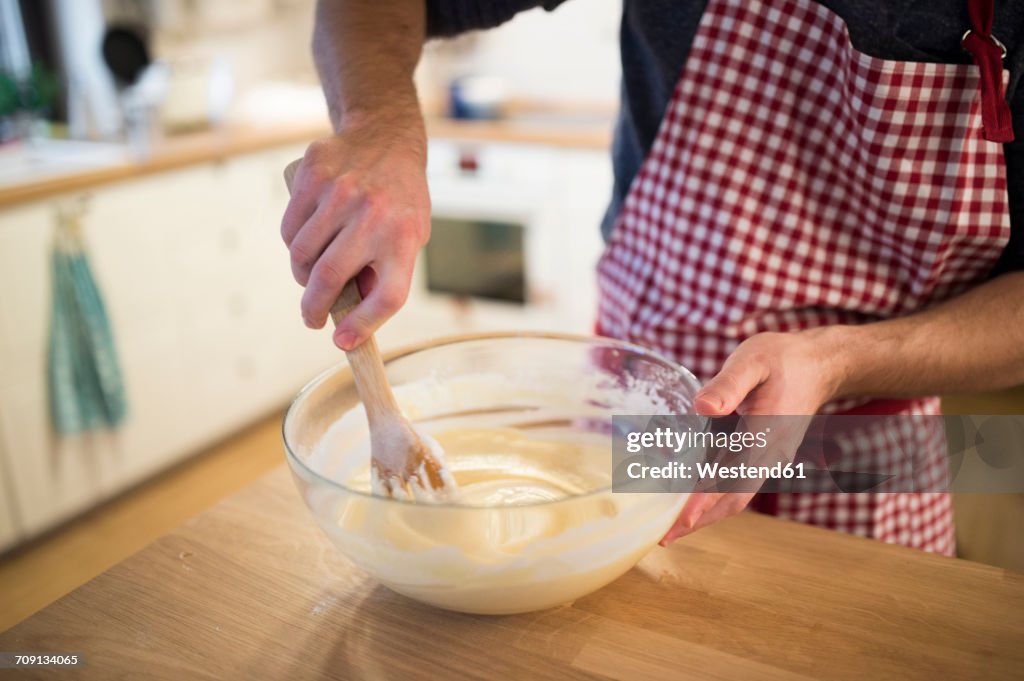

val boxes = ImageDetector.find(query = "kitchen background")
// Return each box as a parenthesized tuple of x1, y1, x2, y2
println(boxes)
(0, 0, 1020, 630)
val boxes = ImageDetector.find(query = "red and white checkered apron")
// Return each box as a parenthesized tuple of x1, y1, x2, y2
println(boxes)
(596, 0, 1012, 554)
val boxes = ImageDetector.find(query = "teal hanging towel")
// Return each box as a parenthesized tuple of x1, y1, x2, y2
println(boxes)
(47, 203, 127, 435)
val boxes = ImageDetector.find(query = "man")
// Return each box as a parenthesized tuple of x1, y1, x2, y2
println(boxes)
(281, 0, 1024, 552)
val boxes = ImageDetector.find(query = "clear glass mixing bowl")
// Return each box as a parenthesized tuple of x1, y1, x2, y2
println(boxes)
(283, 333, 701, 614)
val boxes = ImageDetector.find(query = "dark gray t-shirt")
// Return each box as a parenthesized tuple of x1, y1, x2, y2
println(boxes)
(426, 0, 1024, 273)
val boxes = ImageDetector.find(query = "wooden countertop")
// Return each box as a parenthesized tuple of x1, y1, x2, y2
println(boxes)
(1, 466, 1021, 680)
(0, 116, 612, 209)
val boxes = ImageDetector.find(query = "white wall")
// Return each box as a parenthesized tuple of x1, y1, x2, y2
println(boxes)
(149, 0, 621, 111)
(421, 0, 622, 105)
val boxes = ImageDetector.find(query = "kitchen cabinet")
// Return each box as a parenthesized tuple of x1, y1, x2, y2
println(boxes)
(0, 201, 122, 538)
(0, 137, 612, 543)
(0, 431, 21, 552)
(0, 146, 343, 538)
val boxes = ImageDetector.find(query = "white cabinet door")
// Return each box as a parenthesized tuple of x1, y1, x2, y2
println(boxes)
(198, 146, 342, 419)
(554, 148, 612, 332)
(0, 438, 21, 551)
(83, 165, 232, 494)
(0, 202, 114, 535)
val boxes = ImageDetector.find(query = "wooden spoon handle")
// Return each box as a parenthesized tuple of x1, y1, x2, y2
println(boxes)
(330, 286, 402, 422)
(282, 159, 302, 191)
(283, 159, 401, 424)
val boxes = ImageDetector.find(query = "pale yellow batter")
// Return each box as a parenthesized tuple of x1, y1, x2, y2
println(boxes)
(349, 427, 608, 504)
(308, 376, 687, 614)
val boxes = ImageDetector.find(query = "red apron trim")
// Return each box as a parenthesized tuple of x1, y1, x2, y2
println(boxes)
(962, 0, 1014, 142)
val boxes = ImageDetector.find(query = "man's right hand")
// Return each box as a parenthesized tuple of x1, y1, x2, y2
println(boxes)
(280, 115, 431, 350)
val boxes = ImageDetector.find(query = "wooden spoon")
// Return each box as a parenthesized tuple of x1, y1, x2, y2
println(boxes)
(283, 160, 455, 500)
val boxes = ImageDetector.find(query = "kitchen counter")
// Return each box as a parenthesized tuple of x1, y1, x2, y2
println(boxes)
(0, 115, 613, 210)
(1, 466, 1021, 680)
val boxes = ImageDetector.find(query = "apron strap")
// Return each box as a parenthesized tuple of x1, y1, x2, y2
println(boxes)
(961, 0, 1014, 142)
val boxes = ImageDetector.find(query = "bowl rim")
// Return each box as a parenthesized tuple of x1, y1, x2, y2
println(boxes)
(282, 330, 701, 509)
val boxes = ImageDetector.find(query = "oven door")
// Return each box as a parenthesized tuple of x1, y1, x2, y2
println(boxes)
(423, 216, 527, 304)
(413, 143, 567, 333)
(375, 141, 607, 350)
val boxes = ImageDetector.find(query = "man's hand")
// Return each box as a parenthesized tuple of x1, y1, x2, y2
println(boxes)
(660, 329, 846, 544)
(287, 0, 429, 350)
(694, 329, 846, 418)
(661, 270, 1024, 544)
(281, 119, 430, 350)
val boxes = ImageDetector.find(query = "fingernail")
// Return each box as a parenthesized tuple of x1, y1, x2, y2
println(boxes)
(336, 331, 356, 350)
(661, 528, 687, 546)
(696, 392, 723, 412)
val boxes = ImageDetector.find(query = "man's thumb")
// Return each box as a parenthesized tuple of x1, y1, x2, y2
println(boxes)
(695, 362, 765, 416)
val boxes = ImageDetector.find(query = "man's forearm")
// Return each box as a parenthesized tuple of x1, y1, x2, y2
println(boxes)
(822, 271, 1024, 398)
(313, 0, 426, 138)
(283, 1, 432, 346)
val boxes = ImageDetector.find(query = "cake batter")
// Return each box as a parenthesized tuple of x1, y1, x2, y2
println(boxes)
(305, 376, 686, 613)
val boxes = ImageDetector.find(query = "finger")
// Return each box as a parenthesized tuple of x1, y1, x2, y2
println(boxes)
(301, 228, 370, 329)
(695, 354, 770, 416)
(331, 256, 413, 350)
(280, 161, 321, 246)
(659, 493, 722, 546)
(289, 193, 362, 287)
(354, 266, 378, 298)
(281, 194, 318, 249)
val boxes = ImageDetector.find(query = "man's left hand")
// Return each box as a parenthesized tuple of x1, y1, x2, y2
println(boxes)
(660, 328, 847, 544)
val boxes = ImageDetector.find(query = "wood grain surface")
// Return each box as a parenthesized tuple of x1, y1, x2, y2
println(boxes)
(2, 465, 1021, 680)
(0, 412, 284, 632)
